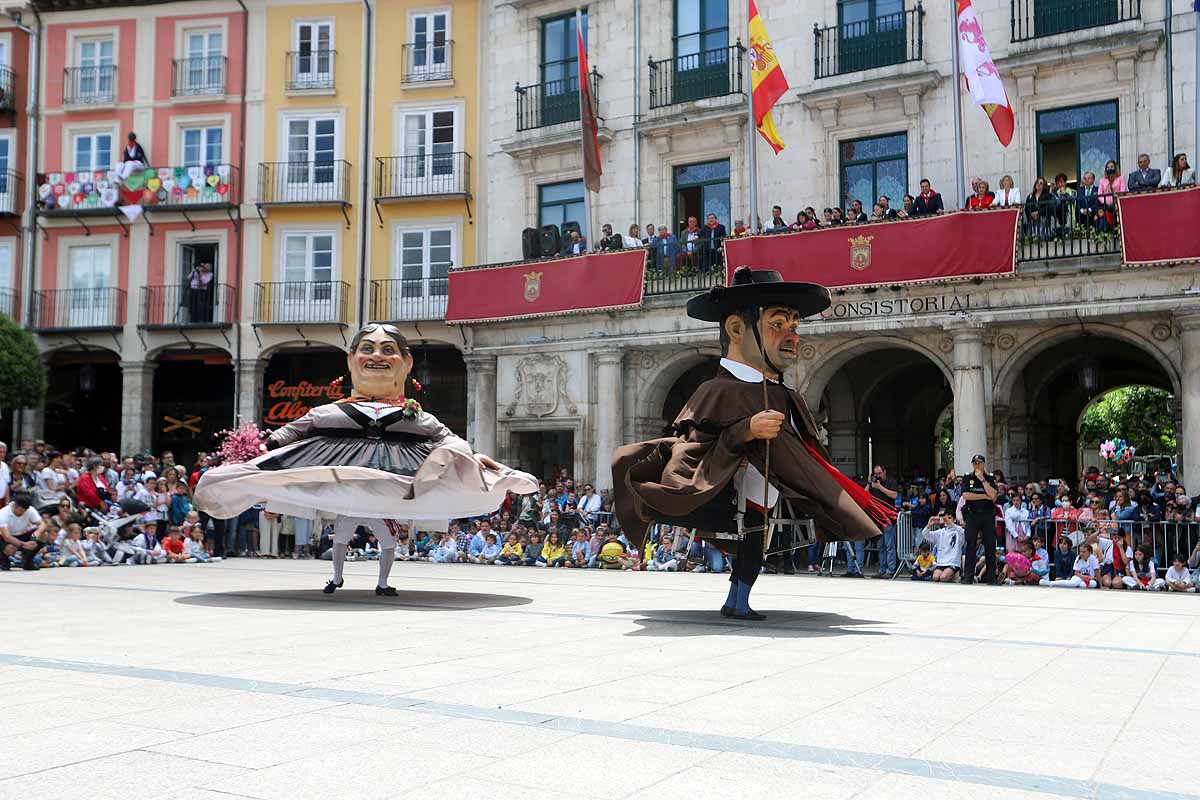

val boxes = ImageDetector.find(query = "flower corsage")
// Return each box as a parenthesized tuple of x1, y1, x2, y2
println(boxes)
(398, 397, 423, 419)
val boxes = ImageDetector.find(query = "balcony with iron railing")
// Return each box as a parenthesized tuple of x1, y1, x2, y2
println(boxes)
(0, 288, 16, 319)
(0, 170, 22, 216)
(30, 287, 126, 332)
(286, 49, 336, 92)
(63, 65, 117, 105)
(0, 66, 15, 113)
(375, 152, 471, 201)
(1015, 195, 1122, 263)
(814, 4, 924, 79)
(515, 68, 601, 132)
(258, 160, 351, 206)
(369, 277, 449, 322)
(253, 281, 351, 326)
(401, 41, 454, 83)
(1011, 0, 1140, 43)
(648, 43, 744, 110)
(172, 55, 228, 97)
(140, 283, 237, 329)
(36, 164, 237, 215)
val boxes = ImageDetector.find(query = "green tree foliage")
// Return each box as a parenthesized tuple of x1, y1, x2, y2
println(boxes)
(0, 314, 47, 411)
(1079, 386, 1176, 453)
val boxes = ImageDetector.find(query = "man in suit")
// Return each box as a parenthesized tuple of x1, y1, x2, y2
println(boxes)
(912, 179, 944, 216)
(1127, 153, 1161, 193)
(699, 212, 727, 269)
(560, 230, 588, 256)
(1076, 171, 1106, 231)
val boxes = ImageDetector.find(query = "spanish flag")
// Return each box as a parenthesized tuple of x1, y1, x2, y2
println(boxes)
(748, 0, 788, 154)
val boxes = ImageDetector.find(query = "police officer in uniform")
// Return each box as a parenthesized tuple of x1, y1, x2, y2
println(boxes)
(960, 453, 998, 584)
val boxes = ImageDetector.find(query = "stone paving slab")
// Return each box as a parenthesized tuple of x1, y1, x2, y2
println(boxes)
(1, 558, 1199, 800)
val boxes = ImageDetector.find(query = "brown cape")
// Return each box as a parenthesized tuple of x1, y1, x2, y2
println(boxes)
(612, 368, 883, 548)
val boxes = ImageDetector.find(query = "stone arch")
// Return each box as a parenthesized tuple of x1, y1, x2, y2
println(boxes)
(993, 322, 1181, 410)
(800, 335, 953, 409)
(634, 347, 721, 429)
(143, 341, 233, 363)
(257, 337, 348, 361)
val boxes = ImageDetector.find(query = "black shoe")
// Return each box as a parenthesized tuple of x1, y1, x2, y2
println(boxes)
(731, 610, 766, 621)
(322, 579, 344, 594)
(960, 577, 974, 585)
(871, 574, 892, 580)
(375, 585, 397, 596)
(841, 571, 863, 578)
(0, 557, 9, 571)
(720, 605, 734, 617)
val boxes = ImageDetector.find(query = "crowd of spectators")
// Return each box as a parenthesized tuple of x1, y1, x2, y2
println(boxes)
(4, 437, 1197, 593)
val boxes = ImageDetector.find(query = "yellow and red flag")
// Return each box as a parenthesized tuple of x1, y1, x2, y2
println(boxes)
(748, 0, 788, 154)
(956, 0, 1014, 147)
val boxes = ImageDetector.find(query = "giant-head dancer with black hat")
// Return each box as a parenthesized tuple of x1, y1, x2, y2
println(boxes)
(612, 266, 896, 621)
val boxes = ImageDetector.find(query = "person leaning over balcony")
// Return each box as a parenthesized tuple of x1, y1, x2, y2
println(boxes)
(623, 224, 644, 249)
(765, 205, 787, 232)
(560, 230, 587, 256)
(1097, 160, 1126, 228)
(995, 174, 1021, 208)
(1126, 153, 1161, 193)
(1161, 153, 1195, 188)
(898, 195, 915, 218)
(912, 179, 944, 216)
(118, 132, 148, 181)
(648, 225, 679, 271)
(597, 223, 623, 251)
(968, 180, 994, 210)
(699, 212, 727, 270)
(847, 199, 868, 223)
(1076, 172, 1106, 231)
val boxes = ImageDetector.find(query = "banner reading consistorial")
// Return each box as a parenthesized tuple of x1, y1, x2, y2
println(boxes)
(1118, 186, 1200, 267)
(723, 209, 1021, 291)
(445, 249, 647, 324)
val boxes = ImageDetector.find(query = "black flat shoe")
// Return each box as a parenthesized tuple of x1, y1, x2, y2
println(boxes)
(720, 605, 734, 617)
(731, 610, 766, 621)
(322, 579, 344, 594)
(375, 585, 398, 596)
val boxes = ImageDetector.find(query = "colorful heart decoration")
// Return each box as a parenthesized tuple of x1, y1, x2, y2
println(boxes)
(147, 177, 161, 191)
(100, 188, 118, 206)
(206, 175, 219, 187)
(67, 182, 81, 195)
(215, 182, 229, 196)
(141, 188, 157, 204)
(162, 178, 176, 193)
(124, 172, 146, 191)
(187, 166, 203, 182)
(63, 172, 75, 184)
(52, 183, 66, 196)
(171, 187, 184, 199)
(49, 173, 63, 185)
(43, 194, 56, 208)
(186, 186, 198, 198)
(81, 182, 94, 194)
(216, 164, 231, 178)
(37, 183, 51, 198)
(157, 167, 171, 179)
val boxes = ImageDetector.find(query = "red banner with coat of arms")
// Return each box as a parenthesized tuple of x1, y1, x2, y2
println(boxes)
(723, 208, 1021, 290)
(445, 249, 647, 324)
(1117, 186, 1200, 267)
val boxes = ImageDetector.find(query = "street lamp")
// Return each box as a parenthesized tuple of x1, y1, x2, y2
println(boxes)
(1077, 357, 1099, 397)
(79, 363, 96, 394)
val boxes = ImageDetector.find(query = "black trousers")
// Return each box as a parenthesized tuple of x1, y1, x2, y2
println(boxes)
(729, 508, 766, 587)
(963, 510, 997, 583)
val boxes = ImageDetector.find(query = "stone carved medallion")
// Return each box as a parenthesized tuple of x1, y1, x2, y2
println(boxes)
(505, 354, 577, 418)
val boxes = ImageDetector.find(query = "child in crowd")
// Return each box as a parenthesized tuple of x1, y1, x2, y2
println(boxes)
(1052, 534, 1075, 580)
(1043, 542, 1100, 588)
(1001, 540, 1039, 585)
(567, 529, 590, 567)
(1165, 556, 1196, 592)
(472, 533, 501, 565)
(910, 541, 935, 581)
(496, 532, 523, 565)
(162, 526, 190, 563)
(185, 527, 217, 562)
(58, 523, 88, 567)
(414, 530, 434, 560)
(1030, 535, 1050, 581)
(923, 514, 965, 583)
(1120, 544, 1164, 591)
(521, 532, 544, 565)
(539, 532, 567, 567)
(133, 526, 167, 564)
(82, 527, 114, 566)
(596, 529, 632, 570)
(430, 532, 459, 563)
(648, 529, 680, 572)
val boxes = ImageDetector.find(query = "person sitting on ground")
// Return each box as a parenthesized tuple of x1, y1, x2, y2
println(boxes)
(1120, 543, 1163, 591)
(1043, 542, 1099, 588)
(539, 531, 567, 567)
(596, 528, 632, 570)
(496, 532, 523, 565)
(521, 531, 544, 566)
(923, 513, 965, 583)
(567, 529, 590, 567)
(1030, 534, 1050, 581)
(472, 532, 500, 565)
(0, 492, 47, 571)
(1165, 555, 1196, 592)
(1001, 539, 1039, 586)
(430, 532, 459, 563)
(58, 523, 89, 567)
(910, 541, 935, 581)
(184, 527, 216, 562)
(162, 526, 190, 563)
(82, 527, 113, 565)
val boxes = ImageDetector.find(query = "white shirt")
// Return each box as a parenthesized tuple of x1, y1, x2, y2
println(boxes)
(0, 461, 9, 499)
(996, 187, 1022, 207)
(37, 466, 66, 492)
(622, 235, 644, 248)
(578, 492, 602, 519)
(1166, 564, 1194, 584)
(1003, 505, 1029, 539)
(923, 522, 965, 568)
(1074, 554, 1100, 578)
(0, 503, 42, 537)
(720, 358, 789, 508)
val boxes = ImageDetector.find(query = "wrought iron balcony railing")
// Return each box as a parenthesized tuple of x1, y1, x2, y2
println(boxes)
(0, 169, 22, 215)
(648, 43, 744, 110)
(30, 287, 126, 331)
(402, 41, 453, 83)
(140, 282, 236, 328)
(1015, 194, 1122, 262)
(286, 49, 336, 91)
(64, 65, 117, 105)
(0, 288, 16, 319)
(515, 68, 601, 132)
(0, 66, 16, 113)
(814, 4, 923, 79)
(375, 152, 470, 200)
(258, 160, 351, 205)
(172, 55, 227, 97)
(36, 165, 236, 213)
(1011, 0, 1140, 43)
(253, 281, 351, 325)
(369, 278, 449, 322)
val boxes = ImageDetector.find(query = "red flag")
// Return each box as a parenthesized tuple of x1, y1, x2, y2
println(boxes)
(956, 0, 1014, 147)
(576, 11, 602, 193)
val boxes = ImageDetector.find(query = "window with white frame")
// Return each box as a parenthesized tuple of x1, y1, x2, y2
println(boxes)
(408, 11, 450, 81)
(67, 243, 114, 326)
(72, 38, 115, 102)
(283, 116, 339, 197)
(0, 240, 13, 318)
(280, 231, 337, 321)
(73, 132, 113, 173)
(0, 133, 14, 213)
(182, 29, 225, 95)
(397, 109, 457, 194)
(182, 126, 223, 167)
(397, 226, 454, 298)
(292, 21, 333, 88)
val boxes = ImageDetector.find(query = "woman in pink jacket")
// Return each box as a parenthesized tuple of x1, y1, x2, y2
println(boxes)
(1097, 159, 1126, 229)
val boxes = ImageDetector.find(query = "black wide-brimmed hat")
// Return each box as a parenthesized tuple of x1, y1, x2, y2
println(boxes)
(686, 266, 831, 322)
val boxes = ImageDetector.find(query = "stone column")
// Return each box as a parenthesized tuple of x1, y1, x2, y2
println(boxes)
(466, 353, 497, 457)
(951, 326, 988, 475)
(236, 359, 266, 426)
(17, 406, 44, 444)
(594, 349, 624, 491)
(119, 361, 155, 456)
(1179, 315, 1200, 487)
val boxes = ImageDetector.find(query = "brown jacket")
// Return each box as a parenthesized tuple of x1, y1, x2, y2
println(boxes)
(612, 367, 883, 548)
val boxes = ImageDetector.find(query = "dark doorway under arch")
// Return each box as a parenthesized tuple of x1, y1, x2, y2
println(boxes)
(44, 350, 122, 453)
(662, 357, 719, 433)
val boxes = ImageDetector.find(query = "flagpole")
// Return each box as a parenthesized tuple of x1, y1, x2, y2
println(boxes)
(1194, 1, 1199, 162)
(950, 0, 966, 208)
(746, 0, 758, 234)
(576, 8, 594, 248)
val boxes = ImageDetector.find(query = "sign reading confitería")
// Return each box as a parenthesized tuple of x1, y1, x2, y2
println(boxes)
(263, 380, 345, 427)
(821, 293, 975, 319)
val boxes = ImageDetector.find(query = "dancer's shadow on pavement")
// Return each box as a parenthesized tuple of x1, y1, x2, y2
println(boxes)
(175, 589, 532, 612)
(620, 609, 887, 638)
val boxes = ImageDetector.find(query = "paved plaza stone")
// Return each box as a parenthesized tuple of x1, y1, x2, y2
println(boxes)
(1, 559, 1198, 800)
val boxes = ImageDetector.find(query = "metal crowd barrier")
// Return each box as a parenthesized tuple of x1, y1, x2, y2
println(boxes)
(1033, 518, 1199, 577)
